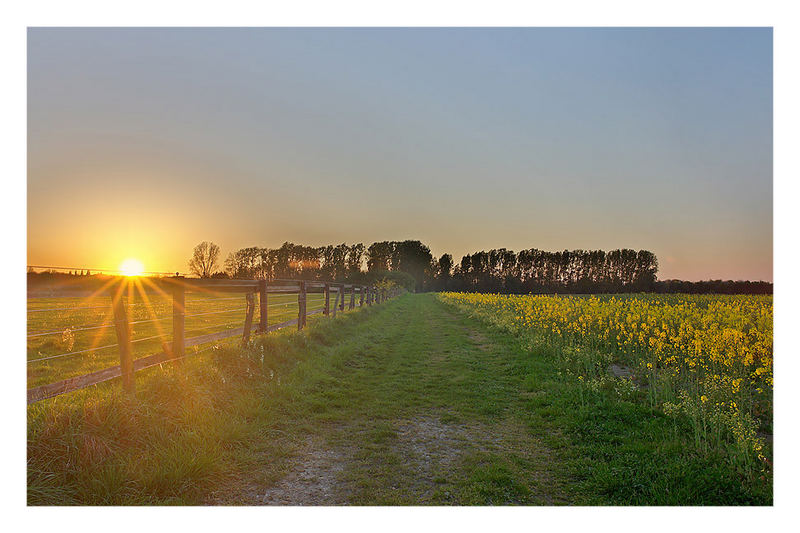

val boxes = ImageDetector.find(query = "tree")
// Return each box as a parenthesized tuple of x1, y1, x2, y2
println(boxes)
(367, 241, 394, 272)
(347, 243, 366, 277)
(330, 243, 349, 280)
(430, 253, 454, 291)
(224, 246, 263, 279)
(438, 253, 453, 279)
(189, 241, 220, 278)
(392, 240, 433, 292)
(633, 250, 658, 291)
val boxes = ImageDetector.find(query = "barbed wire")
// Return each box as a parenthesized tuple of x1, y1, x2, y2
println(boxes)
(27, 342, 120, 363)
(185, 296, 243, 302)
(130, 333, 170, 345)
(183, 307, 245, 319)
(27, 322, 113, 338)
(182, 320, 248, 337)
(27, 313, 179, 338)
(26, 275, 378, 369)
(27, 304, 111, 313)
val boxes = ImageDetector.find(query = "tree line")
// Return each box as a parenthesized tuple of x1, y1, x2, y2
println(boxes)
(186, 240, 771, 294)
(652, 279, 772, 295)
(431, 248, 659, 293)
(190, 240, 423, 291)
(23, 240, 770, 295)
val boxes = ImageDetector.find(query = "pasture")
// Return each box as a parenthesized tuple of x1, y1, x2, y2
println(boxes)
(27, 288, 337, 389)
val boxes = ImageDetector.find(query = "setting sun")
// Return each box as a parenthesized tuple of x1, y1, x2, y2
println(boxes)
(119, 258, 145, 277)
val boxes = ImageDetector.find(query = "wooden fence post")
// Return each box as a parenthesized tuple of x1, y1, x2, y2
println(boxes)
(298, 281, 306, 330)
(243, 292, 255, 345)
(172, 276, 185, 361)
(349, 287, 356, 310)
(324, 283, 330, 316)
(111, 280, 134, 394)
(259, 280, 268, 333)
(339, 285, 346, 312)
(359, 286, 365, 307)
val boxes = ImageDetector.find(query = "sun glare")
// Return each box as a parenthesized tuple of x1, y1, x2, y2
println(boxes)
(119, 258, 145, 277)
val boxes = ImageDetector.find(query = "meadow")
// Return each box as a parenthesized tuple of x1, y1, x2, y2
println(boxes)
(27, 288, 337, 390)
(438, 292, 773, 478)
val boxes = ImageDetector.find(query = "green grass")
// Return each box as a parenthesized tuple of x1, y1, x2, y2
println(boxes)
(27, 293, 771, 505)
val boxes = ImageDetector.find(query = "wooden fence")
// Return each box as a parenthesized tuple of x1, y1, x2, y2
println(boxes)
(27, 277, 399, 404)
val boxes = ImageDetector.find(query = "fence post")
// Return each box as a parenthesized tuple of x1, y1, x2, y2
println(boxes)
(111, 280, 134, 394)
(259, 280, 268, 333)
(243, 292, 255, 345)
(339, 284, 346, 312)
(298, 281, 306, 330)
(359, 286, 365, 307)
(349, 286, 356, 310)
(172, 276, 185, 361)
(324, 283, 330, 316)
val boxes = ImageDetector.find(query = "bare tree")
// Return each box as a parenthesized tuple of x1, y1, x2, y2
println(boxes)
(189, 241, 220, 278)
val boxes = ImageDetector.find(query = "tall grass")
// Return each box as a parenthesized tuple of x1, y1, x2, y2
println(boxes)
(27, 303, 372, 505)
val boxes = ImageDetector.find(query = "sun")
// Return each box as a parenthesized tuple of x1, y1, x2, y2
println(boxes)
(119, 258, 145, 277)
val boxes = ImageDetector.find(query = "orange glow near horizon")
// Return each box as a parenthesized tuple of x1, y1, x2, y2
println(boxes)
(119, 258, 145, 277)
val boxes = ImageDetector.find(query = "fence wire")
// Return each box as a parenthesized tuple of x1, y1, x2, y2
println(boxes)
(27, 277, 387, 402)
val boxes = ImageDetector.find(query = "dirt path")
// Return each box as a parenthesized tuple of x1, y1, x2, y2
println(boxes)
(213, 295, 570, 505)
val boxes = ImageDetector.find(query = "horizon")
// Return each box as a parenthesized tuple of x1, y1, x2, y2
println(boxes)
(24, 238, 775, 284)
(27, 28, 773, 282)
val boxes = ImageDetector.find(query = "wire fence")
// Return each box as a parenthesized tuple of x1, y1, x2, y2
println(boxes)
(27, 272, 397, 404)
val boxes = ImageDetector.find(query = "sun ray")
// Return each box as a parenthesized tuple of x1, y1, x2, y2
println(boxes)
(85, 276, 122, 302)
(81, 276, 127, 355)
(133, 278, 171, 354)
(139, 276, 174, 302)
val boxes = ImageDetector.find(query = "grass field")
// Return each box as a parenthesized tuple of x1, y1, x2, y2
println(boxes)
(27, 293, 772, 505)
(27, 287, 342, 388)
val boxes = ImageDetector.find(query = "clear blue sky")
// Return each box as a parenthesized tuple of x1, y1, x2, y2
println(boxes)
(28, 28, 772, 281)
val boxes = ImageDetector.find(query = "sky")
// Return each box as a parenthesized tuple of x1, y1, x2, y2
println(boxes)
(27, 28, 772, 281)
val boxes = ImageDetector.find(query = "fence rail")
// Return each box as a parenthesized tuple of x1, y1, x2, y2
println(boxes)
(27, 276, 399, 404)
